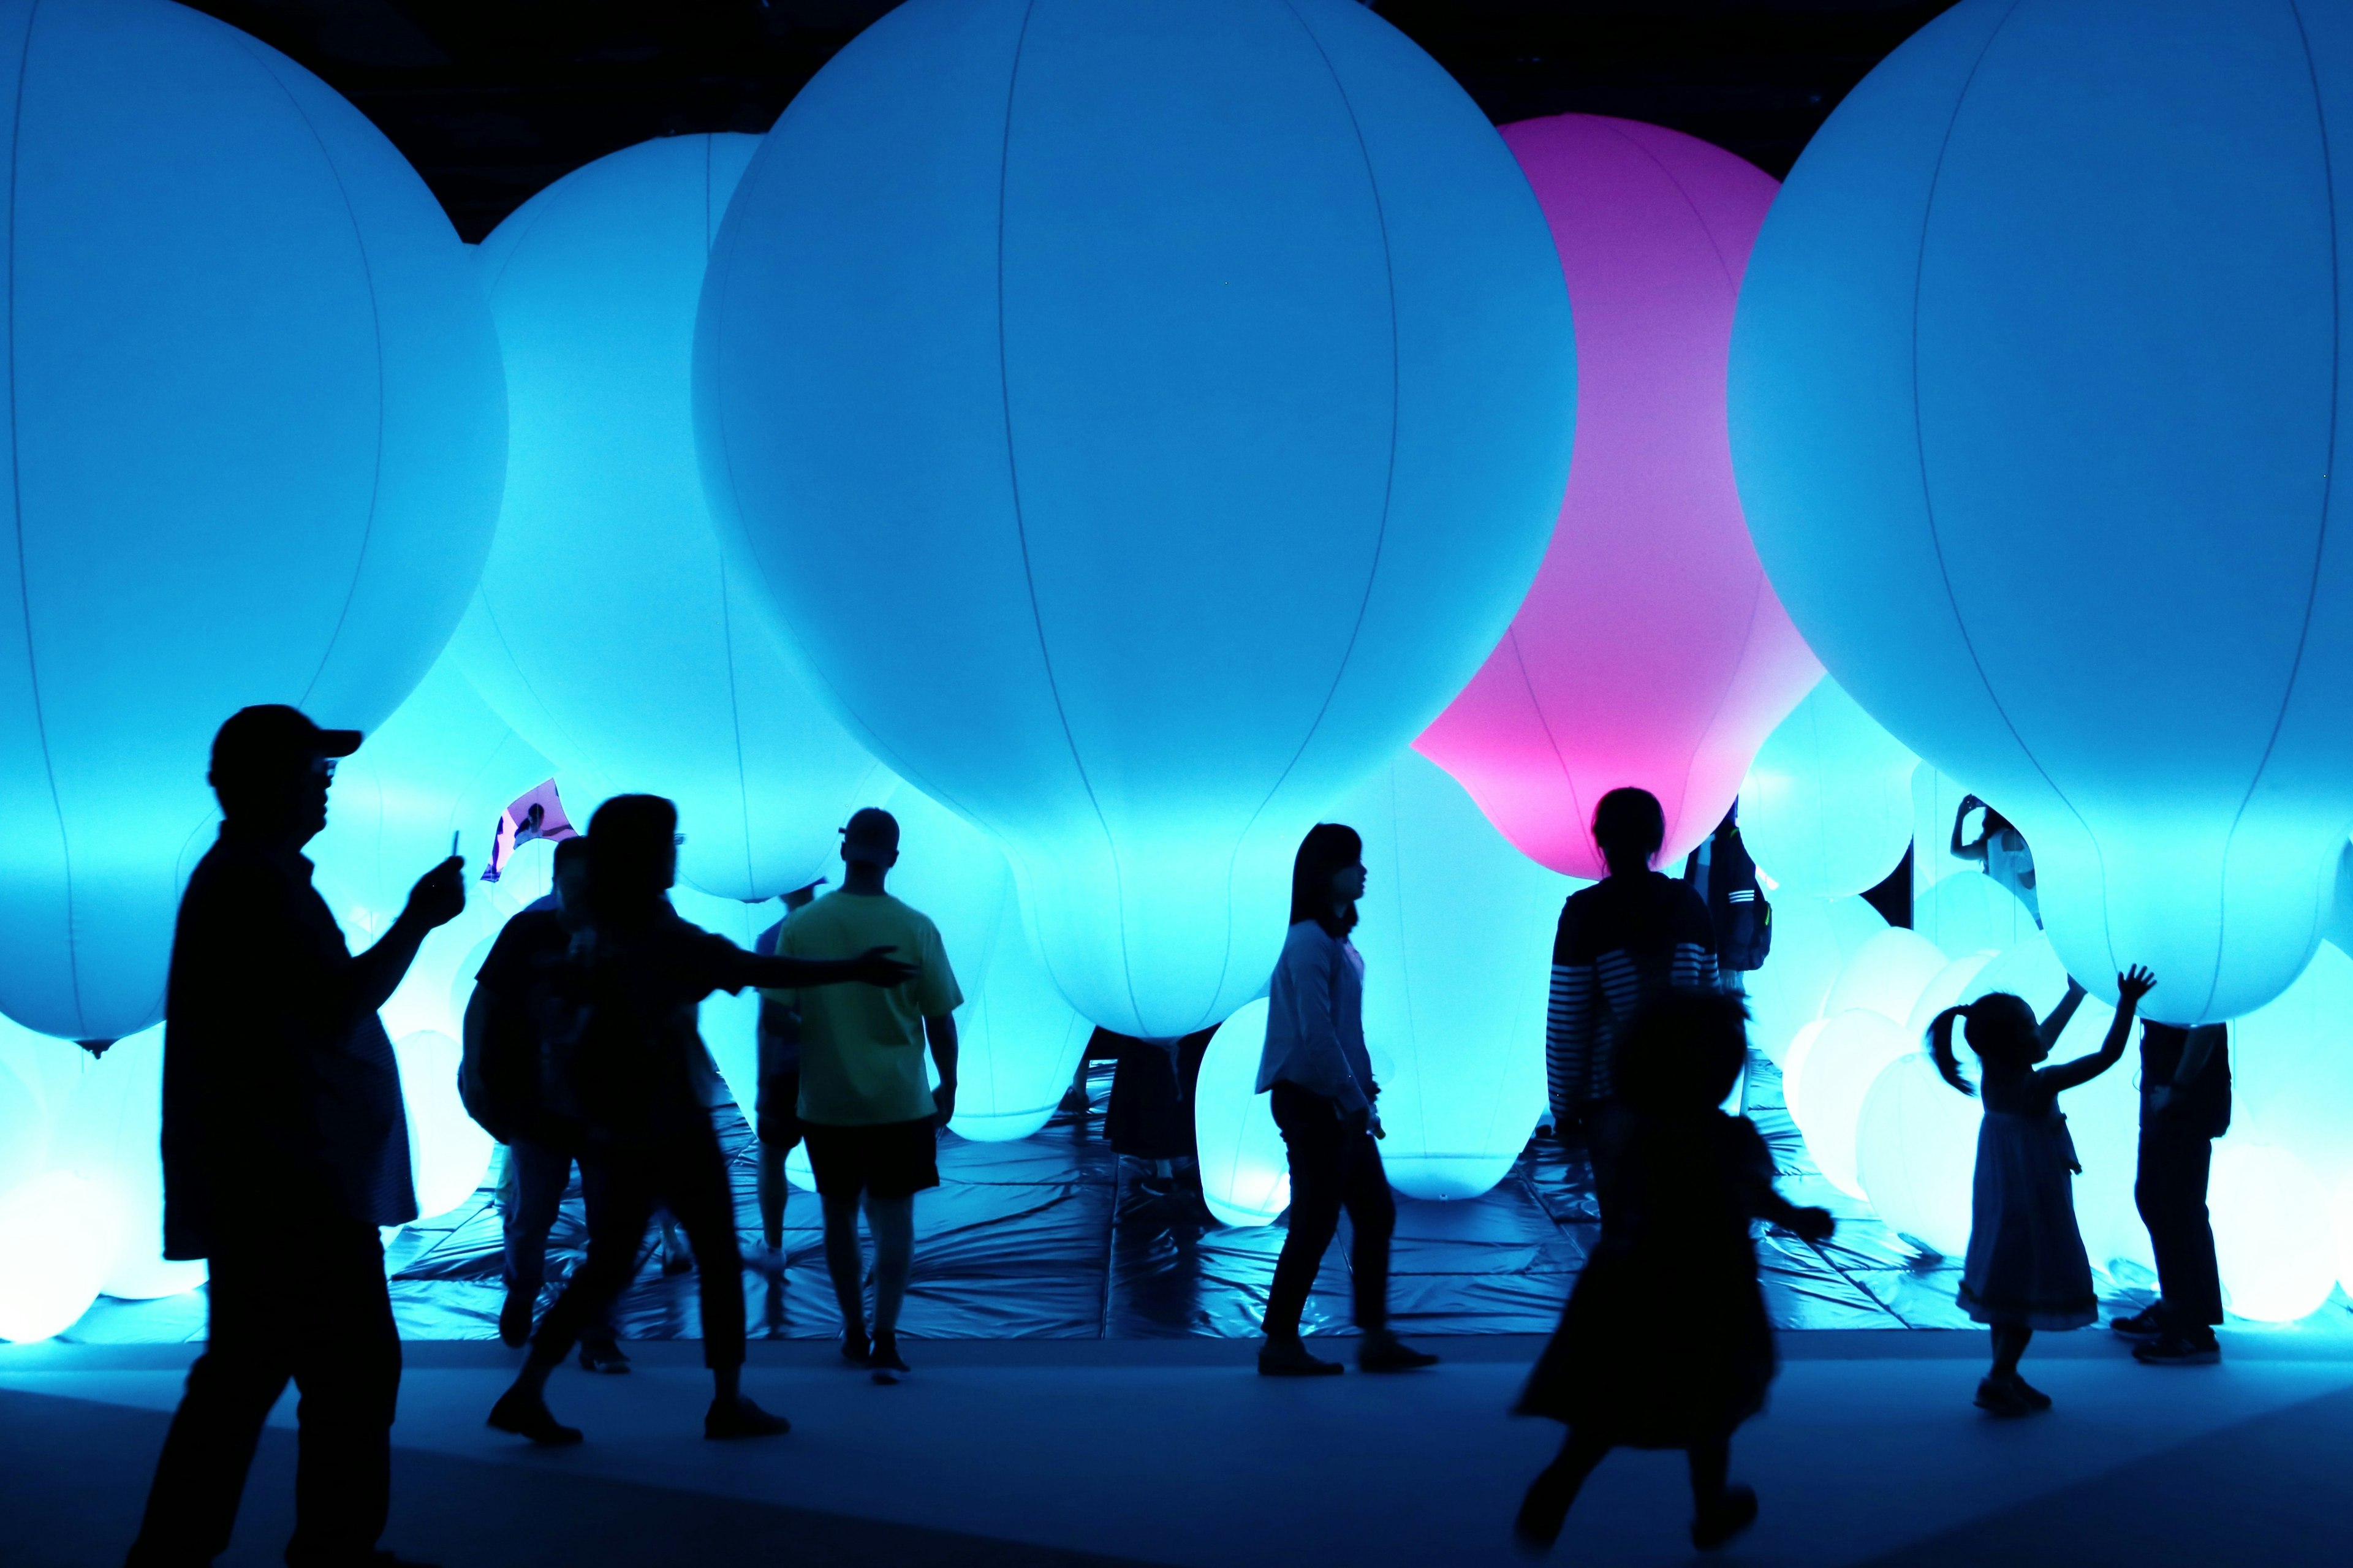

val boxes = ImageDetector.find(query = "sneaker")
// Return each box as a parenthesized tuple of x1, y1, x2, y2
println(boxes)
(1357, 1330, 1441, 1374)
(578, 1339, 631, 1375)
(487, 1388, 583, 1447)
(1973, 1376, 2036, 1418)
(2134, 1332, 2221, 1366)
(1258, 1337, 1345, 1377)
(2110, 1305, 2166, 1339)
(705, 1395, 792, 1440)
(839, 1330, 873, 1368)
(2009, 1375, 2054, 1411)
(1691, 1485, 1758, 1552)
(870, 1331, 911, 1384)
(496, 1288, 534, 1349)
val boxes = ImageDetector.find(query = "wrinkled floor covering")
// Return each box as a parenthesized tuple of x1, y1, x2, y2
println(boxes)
(75, 1058, 2314, 1346)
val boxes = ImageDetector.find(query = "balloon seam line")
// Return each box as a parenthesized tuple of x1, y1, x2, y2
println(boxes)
(717, 556, 757, 898)
(1506, 624, 1589, 871)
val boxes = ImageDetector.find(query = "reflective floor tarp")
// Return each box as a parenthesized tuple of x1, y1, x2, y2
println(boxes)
(66, 1057, 2167, 1343)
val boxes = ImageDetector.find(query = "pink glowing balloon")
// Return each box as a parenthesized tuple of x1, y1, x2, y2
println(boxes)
(1417, 115, 1821, 879)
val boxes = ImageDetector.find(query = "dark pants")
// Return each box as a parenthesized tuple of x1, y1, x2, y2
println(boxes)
(756, 1070, 802, 1248)
(126, 1225, 400, 1567)
(1264, 1082, 1395, 1338)
(2136, 1127, 2222, 1330)
(527, 1121, 745, 1371)
(501, 1140, 618, 1347)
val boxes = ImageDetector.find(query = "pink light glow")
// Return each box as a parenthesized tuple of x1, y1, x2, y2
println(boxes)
(1416, 115, 1821, 880)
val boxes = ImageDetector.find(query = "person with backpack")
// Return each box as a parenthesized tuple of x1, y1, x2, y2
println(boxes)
(1683, 806, 1770, 985)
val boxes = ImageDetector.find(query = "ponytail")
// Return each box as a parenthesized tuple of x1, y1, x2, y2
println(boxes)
(1927, 1005, 1977, 1097)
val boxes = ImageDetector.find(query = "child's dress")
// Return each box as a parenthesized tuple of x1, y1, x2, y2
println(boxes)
(1958, 1070, 2097, 1329)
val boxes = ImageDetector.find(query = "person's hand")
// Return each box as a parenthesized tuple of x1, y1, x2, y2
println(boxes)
(933, 1081, 957, 1131)
(850, 946, 917, 987)
(2147, 1083, 2175, 1113)
(1370, 1111, 1386, 1141)
(1789, 1206, 1835, 1243)
(1958, 793, 1983, 812)
(2115, 964, 2158, 1007)
(403, 856, 465, 930)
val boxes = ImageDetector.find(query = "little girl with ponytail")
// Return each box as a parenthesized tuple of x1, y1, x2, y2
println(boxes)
(1931, 963, 2157, 1417)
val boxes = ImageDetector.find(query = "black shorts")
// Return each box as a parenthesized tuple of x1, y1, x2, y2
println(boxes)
(756, 1071, 802, 1150)
(801, 1117, 940, 1200)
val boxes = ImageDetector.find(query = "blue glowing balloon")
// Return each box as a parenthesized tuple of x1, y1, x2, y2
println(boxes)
(1739, 676, 1917, 901)
(0, 0, 506, 1042)
(1731, 0, 2353, 1023)
(453, 134, 893, 901)
(695, 0, 1574, 1037)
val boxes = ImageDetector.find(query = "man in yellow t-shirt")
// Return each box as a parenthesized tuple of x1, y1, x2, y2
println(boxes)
(766, 808, 961, 1380)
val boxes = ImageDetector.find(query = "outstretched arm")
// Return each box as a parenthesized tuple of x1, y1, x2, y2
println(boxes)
(741, 945, 915, 991)
(2036, 979, 2088, 1051)
(2042, 966, 2156, 1094)
(926, 1012, 959, 1127)
(1950, 797, 1989, 863)
(349, 857, 465, 1015)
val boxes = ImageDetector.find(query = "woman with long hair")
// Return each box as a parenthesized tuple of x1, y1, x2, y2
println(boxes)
(1252, 822, 1438, 1377)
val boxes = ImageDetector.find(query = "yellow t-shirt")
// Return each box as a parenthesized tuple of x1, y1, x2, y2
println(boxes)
(768, 890, 962, 1127)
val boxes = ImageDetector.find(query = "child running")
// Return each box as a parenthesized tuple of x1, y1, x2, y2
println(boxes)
(1928, 963, 2157, 1416)
(1513, 992, 1832, 1555)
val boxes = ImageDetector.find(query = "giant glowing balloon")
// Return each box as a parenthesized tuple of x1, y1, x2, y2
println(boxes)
(1783, 1009, 1911, 1196)
(1740, 678, 1917, 901)
(1855, 1050, 1979, 1259)
(2229, 942, 2353, 1200)
(1911, 765, 1980, 899)
(1335, 750, 1580, 1200)
(392, 1029, 494, 1220)
(454, 134, 892, 901)
(1731, 0, 2353, 1023)
(696, 0, 1574, 1038)
(0, 0, 506, 1043)
(1915, 871, 2036, 963)
(51, 1027, 204, 1298)
(2211, 1143, 2337, 1322)
(1416, 113, 1817, 879)
(1194, 1000, 1290, 1229)
(0, 1170, 115, 1342)
(1821, 928, 1947, 1028)
(0, 1058, 44, 1199)
(1742, 893, 1887, 1064)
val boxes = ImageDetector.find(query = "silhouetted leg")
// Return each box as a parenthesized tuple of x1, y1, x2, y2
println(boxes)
(820, 1191, 868, 1339)
(284, 1227, 400, 1566)
(867, 1195, 915, 1336)
(501, 1141, 569, 1301)
(758, 1140, 788, 1253)
(1265, 1086, 1345, 1342)
(1686, 1434, 1730, 1509)
(658, 1126, 746, 1381)
(1990, 1324, 2031, 1379)
(2139, 1131, 2221, 1333)
(517, 1150, 656, 1394)
(125, 1242, 294, 1566)
(1515, 1428, 1610, 1548)
(1339, 1127, 1396, 1333)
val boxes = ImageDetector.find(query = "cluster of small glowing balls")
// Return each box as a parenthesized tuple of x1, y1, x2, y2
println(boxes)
(1738, 678, 1918, 901)
(1820, 928, 1947, 1028)
(392, 1030, 495, 1221)
(1332, 750, 1581, 1200)
(0, 1170, 116, 1343)
(1782, 1009, 1912, 1197)
(51, 1028, 205, 1299)
(695, 0, 1574, 1038)
(0, 0, 505, 1042)
(1740, 893, 1886, 1065)
(2210, 1144, 2338, 1324)
(453, 133, 892, 903)
(1192, 999, 1289, 1229)
(1415, 112, 1818, 880)
(1731, 0, 2353, 1023)
(1855, 1052, 1979, 1260)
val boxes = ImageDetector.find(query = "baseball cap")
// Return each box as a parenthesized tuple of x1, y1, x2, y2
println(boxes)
(210, 704, 362, 784)
(840, 807, 900, 863)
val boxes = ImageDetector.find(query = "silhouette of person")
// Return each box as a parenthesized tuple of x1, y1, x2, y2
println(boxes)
(126, 705, 465, 1568)
(1514, 993, 1832, 1556)
(486, 795, 913, 1444)
(751, 877, 824, 1269)
(1952, 793, 2041, 925)
(462, 835, 627, 1373)
(1928, 965, 2156, 1415)
(2112, 1020, 2230, 1365)
(1254, 822, 1439, 1377)
(1548, 787, 1719, 1214)
(767, 809, 963, 1382)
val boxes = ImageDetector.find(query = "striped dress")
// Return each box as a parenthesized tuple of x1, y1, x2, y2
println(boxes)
(1546, 871, 1721, 1122)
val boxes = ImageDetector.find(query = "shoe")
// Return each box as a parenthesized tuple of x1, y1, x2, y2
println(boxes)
(1973, 1376, 2036, 1418)
(2134, 1332, 2222, 1366)
(1691, 1485, 1759, 1551)
(869, 1331, 911, 1385)
(2110, 1305, 2166, 1339)
(578, 1339, 631, 1375)
(487, 1388, 583, 1447)
(2009, 1376, 2054, 1411)
(1512, 1480, 1575, 1556)
(1357, 1330, 1441, 1374)
(1258, 1337, 1345, 1377)
(839, 1330, 873, 1368)
(751, 1243, 786, 1278)
(705, 1395, 792, 1440)
(496, 1288, 534, 1348)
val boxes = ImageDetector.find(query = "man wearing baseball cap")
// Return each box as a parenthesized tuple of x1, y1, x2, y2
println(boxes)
(127, 705, 466, 1568)
(768, 807, 963, 1381)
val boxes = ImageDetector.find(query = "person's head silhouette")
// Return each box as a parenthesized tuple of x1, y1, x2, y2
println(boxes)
(1289, 822, 1365, 938)
(1591, 786, 1665, 881)
(586, 793, 679, 923)
(550, 835, 593, 930)
(208, 704, 361, 844)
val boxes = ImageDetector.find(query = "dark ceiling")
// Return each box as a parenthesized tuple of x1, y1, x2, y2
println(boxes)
(188, 0, 1958, 243)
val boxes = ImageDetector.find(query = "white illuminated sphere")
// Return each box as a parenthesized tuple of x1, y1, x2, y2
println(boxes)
(1744, 893, 1887, 1064)
(1739, 678, 1918, 901)
(1732, 0, 2353, 1023)
(0, 0, 505, 1043)
(1335, 751, 1579, 1200)
(1194, 1001, 1291, 1229)
(2334, 1175, 2353, 1300)
(51, 1028, 204, 1299)
(454, 134, 891, 901)
(1916, 871, 2035, 961)
(1904, 952, 1996, 1044)
(1856, 1051, 1979, 1259)
(0, 1058, 42, 1197)
(0, 1170, 118, 1341)
(1784, 1009, 1912, 1197)
(1822, 927, 1948, 1027)
(2211, 1143, 2337, 1323)
(697, 0, 1574, 1038)
(2230, 941, 2353, 1201)
(392, 1031, 494, 1221)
